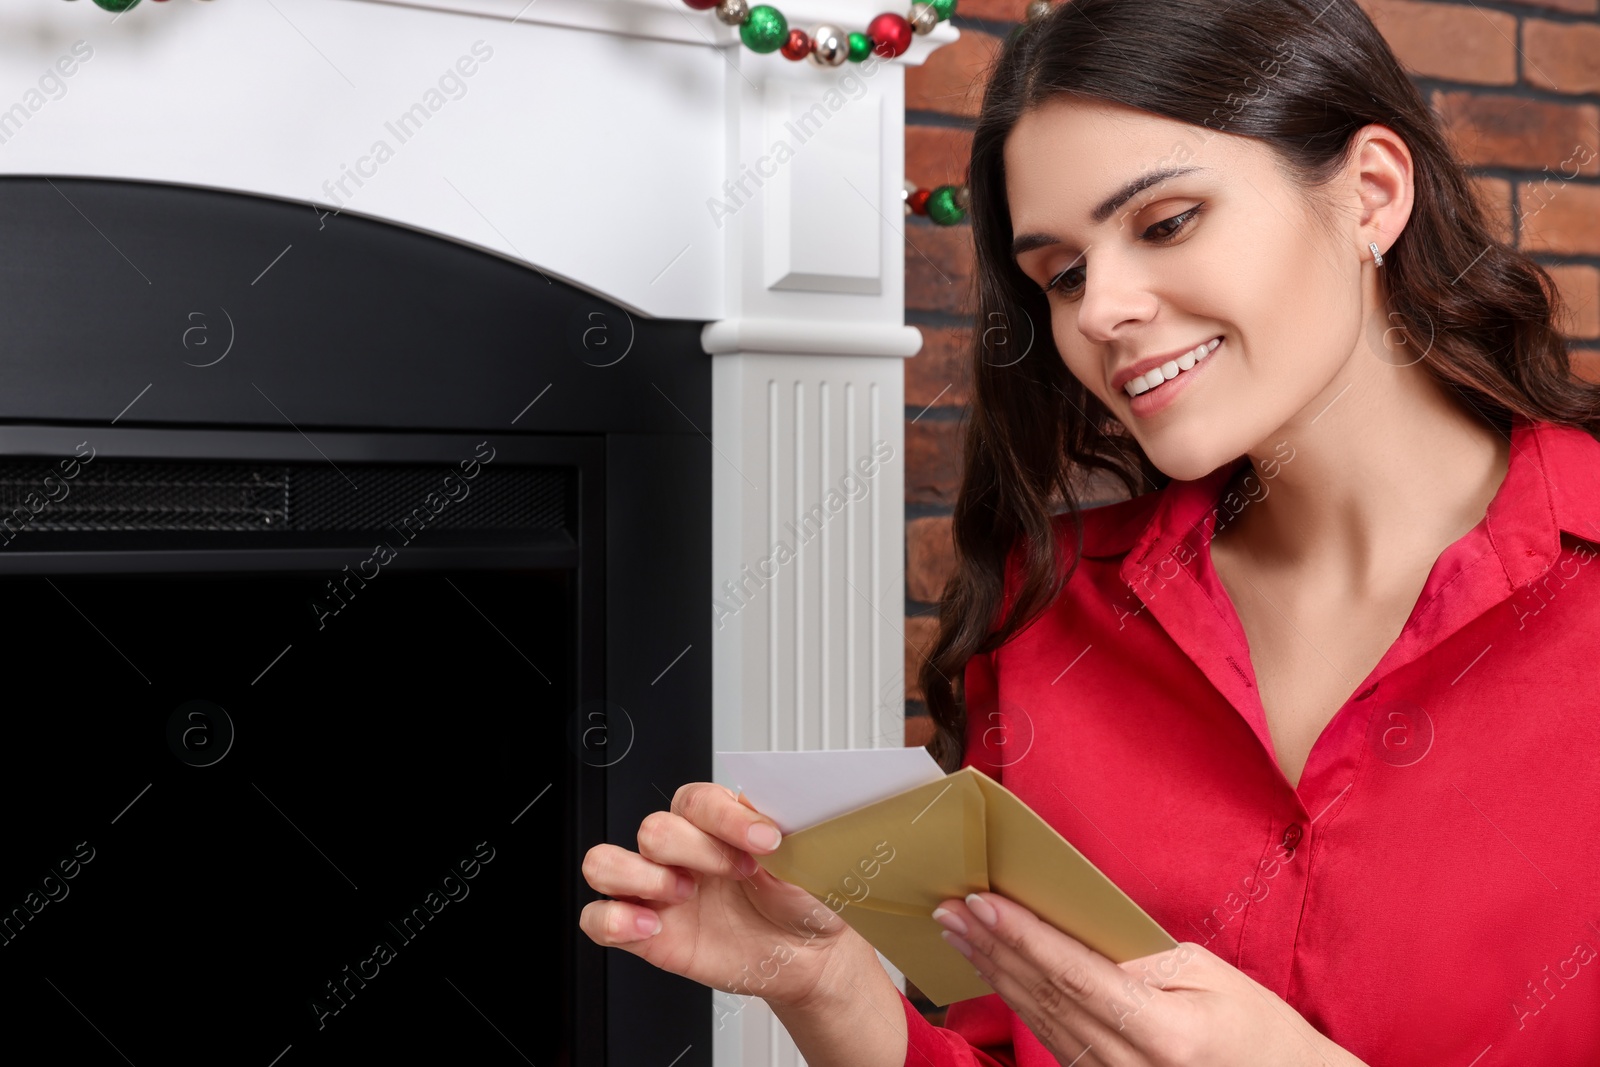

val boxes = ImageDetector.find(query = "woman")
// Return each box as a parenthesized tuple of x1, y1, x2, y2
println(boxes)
(581, 0, 1600, 1062)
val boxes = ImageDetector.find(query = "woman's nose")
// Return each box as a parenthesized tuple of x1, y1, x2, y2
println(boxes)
(1074, 251, 1160, 342)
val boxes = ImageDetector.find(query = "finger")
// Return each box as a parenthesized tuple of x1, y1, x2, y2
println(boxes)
(637, 810, 760, 881)
(582, 842, 698, 903)
(579, 898, 664, 947)
(941, 894, 1140, 1056)
(673, 782, 784, 855)
(953, 893, 1137, 1011)
(975, 952, 1134, 1067)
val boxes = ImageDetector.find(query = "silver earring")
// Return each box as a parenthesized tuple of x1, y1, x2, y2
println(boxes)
(1369, 242, 1385, 268)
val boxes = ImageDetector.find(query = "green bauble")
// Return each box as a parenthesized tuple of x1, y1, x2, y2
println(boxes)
(740, 6, 789, 53)
(847, 31, 873, 62)
(92, 0, 141, 9)
(926, 186, 967, 226)
(930, 0, 958, 19)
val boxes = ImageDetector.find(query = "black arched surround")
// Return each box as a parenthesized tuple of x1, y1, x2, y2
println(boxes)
(0, 178, 712, 1067)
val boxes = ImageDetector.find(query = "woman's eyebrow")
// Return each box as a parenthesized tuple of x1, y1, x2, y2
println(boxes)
(1010, 164, 1209, 258)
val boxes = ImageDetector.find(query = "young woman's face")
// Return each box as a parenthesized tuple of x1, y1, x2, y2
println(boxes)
(1005, 97, 1368, 482)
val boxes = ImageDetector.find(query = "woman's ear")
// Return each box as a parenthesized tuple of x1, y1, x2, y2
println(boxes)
(1351, 123, 1414, 259)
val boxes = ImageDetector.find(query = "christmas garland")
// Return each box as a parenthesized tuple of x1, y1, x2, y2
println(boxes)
(78, 1, 969, 55)
(78, 0, 973, 225)
(76, 0, 195, 10)
(684, 0, 956, 62)
(904, 180, 968, 226)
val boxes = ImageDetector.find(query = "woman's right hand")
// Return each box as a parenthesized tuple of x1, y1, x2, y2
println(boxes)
(579, 782, 863, 1010)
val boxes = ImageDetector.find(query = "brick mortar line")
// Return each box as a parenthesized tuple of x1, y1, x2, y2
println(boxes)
(1422, 0, 1600, 26)
(906, 308, 975, 324)
(1516, 8, 1527, 85)
(1532, 255, 1600, 268)
(949, 14, 1019, 37)
(906, 85, 1600, 129)
(1472, 165, 1600, 184)
(1415, 76, 1600, 107)
(952, 4, 1600, 29)
(906, 109, 978, 132)
(952, 4, 1600, 28)
(904, 404, 966, 419)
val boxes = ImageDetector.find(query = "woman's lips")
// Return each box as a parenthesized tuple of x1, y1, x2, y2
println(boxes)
(1122, 336, 1222, 398)
(1123, 337, 1224, 418)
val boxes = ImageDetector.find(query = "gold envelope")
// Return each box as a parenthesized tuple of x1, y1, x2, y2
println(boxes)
(756, 766, 1176, 1006)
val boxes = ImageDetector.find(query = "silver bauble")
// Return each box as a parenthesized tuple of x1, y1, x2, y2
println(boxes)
(953, 185, 971, 211)
(910, 3, 939, 35)
(807, 24, 850, 66)
(716, 0, 749, 26)
(1025, 0, 1053, 21)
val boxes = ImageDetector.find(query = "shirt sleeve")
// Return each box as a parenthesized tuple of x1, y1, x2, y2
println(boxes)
(900, 990, 1018, 1067)
(898, 646, 1020, 1066)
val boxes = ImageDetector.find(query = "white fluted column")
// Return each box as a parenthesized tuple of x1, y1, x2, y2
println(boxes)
(703, 14, 956, 1061)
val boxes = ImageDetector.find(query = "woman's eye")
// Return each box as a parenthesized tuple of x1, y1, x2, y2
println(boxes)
(1143, 205, 1201, 242)
(1039, 205, 1202, 299)
(1044, 261, 1085, 296)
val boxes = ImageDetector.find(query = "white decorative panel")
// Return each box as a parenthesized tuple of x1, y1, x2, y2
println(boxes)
(711, 350, 909, 1067)
(711, 353, 907, 755)
(761, 81, 884, 295)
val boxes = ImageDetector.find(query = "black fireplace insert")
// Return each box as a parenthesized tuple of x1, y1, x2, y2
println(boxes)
(0, 177, 712, 1067)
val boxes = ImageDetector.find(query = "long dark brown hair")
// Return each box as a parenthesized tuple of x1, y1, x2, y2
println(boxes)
(922, 0, 1600, 772)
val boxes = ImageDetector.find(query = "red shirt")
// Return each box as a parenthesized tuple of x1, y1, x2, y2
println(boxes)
(901, 415, 1600, 1066)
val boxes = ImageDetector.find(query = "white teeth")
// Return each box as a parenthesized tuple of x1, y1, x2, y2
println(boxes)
(1123, 337, 1222, 399)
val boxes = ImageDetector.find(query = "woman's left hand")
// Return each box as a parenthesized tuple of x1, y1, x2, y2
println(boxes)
(931, 892, 1367, 1067)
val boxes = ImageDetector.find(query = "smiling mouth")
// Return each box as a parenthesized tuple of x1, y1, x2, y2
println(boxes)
(1123, 337, 1222, 399)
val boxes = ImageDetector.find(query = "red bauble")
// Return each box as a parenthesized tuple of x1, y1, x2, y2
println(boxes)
(867, 13, 914, 58)
(908, 189, 931, 215)
(781, 28, 812, 60)
(682, 0, 720, 8)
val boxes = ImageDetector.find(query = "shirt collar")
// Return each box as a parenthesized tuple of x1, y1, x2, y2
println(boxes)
(1101, 414, 1600, 591)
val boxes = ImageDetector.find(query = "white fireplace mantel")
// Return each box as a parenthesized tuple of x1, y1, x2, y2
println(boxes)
(0, 2, 957, 1061)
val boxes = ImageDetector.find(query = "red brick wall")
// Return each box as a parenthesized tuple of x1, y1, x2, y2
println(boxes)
(901, 0, 1600, 750)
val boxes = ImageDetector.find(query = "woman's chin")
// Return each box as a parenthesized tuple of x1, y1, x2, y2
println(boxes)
(1143, 442, 1243, 485)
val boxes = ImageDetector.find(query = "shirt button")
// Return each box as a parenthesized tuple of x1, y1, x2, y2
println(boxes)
(1282, 823, 1303, 854)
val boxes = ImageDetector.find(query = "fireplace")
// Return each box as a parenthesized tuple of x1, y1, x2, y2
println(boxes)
(1, 2, 950, 1062)
(0, 176, 711, 1067)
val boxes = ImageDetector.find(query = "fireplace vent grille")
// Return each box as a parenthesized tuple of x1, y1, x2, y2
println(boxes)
(0, 460, 570, 534)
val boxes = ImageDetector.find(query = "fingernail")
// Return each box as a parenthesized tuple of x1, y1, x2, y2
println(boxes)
(747, 823, 781, 851)
(675, 873, 697, 899)
(931, 907, 968, 937)
(965, 892, 999, 928)
(940, 930, 972, 957)
(734, 851, 759, 877)
(634, 911, 662, 937)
